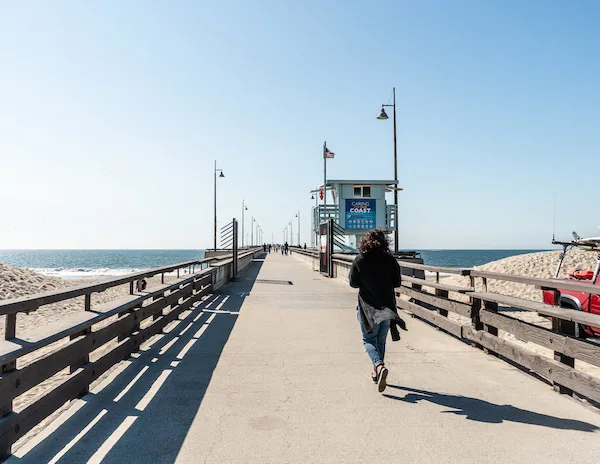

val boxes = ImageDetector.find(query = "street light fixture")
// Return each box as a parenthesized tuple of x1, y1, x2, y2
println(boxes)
(377, 87, 398, 254)
(214, 160, 225, 251)
(242, 200, 248, 248)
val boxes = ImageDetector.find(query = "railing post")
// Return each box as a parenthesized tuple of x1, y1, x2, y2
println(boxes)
(550, 289, 575, 395)
(0, 358, 16, 459)
(69, 293, 93, 397)
(435, 273, 449, 318)
(482, 300, 498, 356)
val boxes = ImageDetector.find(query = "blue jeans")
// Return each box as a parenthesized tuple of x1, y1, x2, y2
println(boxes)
(357, 310, 390, 368)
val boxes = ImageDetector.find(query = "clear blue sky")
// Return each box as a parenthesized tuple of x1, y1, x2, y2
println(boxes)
(1, 1, 599, 249)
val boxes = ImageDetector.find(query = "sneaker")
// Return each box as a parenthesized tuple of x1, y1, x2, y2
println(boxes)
(377, 366, 388, 393)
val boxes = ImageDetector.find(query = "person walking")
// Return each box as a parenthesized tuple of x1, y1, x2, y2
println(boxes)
(349, 230, 406, 393)
(284, 242, 289, 255)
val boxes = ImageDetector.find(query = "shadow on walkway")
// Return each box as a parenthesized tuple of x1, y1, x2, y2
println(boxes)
(14, 255, 266, 464)
(384, 385, 599, 432)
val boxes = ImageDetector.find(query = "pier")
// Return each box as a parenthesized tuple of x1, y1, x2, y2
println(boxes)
(2, 251, 600, 462)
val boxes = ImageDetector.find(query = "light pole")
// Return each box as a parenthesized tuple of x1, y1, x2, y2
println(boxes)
(289, 220, 293, 245)
(296, 210, 300, 247)
(311, 193, 318, 248)
(242, 200, 248, 248)
(251, 217, 255, 246)
(377, 87, 398, 254)
(213, 160, 225, 250)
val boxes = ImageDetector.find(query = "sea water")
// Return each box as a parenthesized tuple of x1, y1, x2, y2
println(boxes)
(0, 249, 547, 279)
(0, 250, 205, 279)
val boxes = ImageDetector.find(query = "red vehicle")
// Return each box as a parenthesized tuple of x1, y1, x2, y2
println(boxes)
(542, 234, 600, 338)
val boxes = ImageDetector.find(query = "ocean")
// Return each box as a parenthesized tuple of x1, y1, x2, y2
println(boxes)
(0, 250, 205, 279)
(0, 249, 548, 279)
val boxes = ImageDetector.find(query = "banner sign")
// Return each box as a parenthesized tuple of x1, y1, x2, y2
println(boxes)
(319, 222, 329, 273)
(345, 199, 376, 231)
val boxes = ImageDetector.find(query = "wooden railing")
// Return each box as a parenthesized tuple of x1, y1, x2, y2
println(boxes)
(395, 260, 600, 404)
(0, 249, 260, 459)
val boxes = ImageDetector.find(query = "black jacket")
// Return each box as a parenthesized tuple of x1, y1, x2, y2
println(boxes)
(349, 251, 406, 338)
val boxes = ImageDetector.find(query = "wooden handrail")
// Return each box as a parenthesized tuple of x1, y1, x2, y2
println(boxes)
(0, 248, 261, 316)
(470, 269, 600, 296)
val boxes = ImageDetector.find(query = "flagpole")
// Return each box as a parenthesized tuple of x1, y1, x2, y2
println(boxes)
(323, 141, 326, 223)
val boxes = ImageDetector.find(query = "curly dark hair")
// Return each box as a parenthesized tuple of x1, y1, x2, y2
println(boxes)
(358, 229, 391, 254)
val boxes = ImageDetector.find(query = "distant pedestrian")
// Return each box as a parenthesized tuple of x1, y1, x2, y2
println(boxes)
(268, 244, 272, 253)
(349, 230, 406, 393)
(263, 243, 267, 252)
(304, 243, 307, 249)
(284, 242, 289, 255)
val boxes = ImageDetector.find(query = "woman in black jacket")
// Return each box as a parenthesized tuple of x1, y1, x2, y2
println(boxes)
(349, 230, 403, 392)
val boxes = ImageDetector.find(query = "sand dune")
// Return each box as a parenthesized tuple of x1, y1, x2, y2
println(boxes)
(442, 249, 598, 302)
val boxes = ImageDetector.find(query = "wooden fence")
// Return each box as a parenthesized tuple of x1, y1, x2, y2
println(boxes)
(0, 249, 260, 459)
(293, 249, 600, 405)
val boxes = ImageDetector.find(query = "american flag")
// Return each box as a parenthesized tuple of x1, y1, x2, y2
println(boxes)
(324, 147, 335, 159)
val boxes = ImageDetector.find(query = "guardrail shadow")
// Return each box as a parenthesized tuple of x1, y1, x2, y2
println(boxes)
(384, 385, 599, 432)
(15, 255, 267, 464)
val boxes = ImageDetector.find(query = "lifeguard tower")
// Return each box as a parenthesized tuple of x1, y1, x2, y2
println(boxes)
(312, 179, 398, 252)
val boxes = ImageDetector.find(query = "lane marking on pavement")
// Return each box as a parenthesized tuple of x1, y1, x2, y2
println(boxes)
(206, 313, 216, 324)
(170, 361, 180, 368)
(14, 399, 87, 458)
(90, 361, 132, 395)
(204, 295, 221, 308)
(135, 369, 172, 411)
(87, 415, 138, 464)
(193, 325, 208, 338)
(140, 334, 164, 351)
(176, 338, 198, 360)
(215, 295, 230, 310)
(179, 322, 194, 336)
(113, 366, 149, 402)
(158, 337, 179, 355)
(47, 408, 107, 464)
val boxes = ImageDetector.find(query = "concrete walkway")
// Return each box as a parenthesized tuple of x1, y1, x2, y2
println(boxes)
(12, 252, 600, 463)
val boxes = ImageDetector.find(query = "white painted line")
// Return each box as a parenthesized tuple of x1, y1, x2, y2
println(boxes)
(90, 361, 132, 395)
(202, 309, 239, 315)
(135, 369, 172, 411)
(170, 361, 180, 368)
(179, 322, 193, 336)
(140, 334, 164, 351)
(176, 338, 198, 360)
(47, 409, 107, 464)
(215, 295, 230, 310)
(206, 313, 216, 324)
(14, 399, 87, 458)
(205, 296, 221, 308)
(113, 366, 149, 402)
(151, 357, 158, 363)
(193, 312, 205, 322)
(130, 353, 141, 358)
(87, 416, 138, 464)
(158, 337, 179, 355)
(193, 325, 208, 338)
(163, 319, 182, 333)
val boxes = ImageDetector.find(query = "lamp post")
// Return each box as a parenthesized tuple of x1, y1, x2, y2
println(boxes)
(242, 200, 248, 248)
(289, 220, 293, 245)
(251, 217, 255, 246)
(213, 160, 225, 251)
(311, 193, 318, 248)
(296, 211, 300, 247)
(377, 87, 398, 254)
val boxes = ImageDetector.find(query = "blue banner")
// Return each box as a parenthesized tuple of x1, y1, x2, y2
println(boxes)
(345, 199, 376, 231)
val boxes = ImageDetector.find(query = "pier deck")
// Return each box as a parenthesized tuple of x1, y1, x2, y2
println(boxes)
(12, 252, 600, 463)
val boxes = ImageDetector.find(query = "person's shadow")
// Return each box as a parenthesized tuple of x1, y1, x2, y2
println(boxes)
(385, 385, 599, 432)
